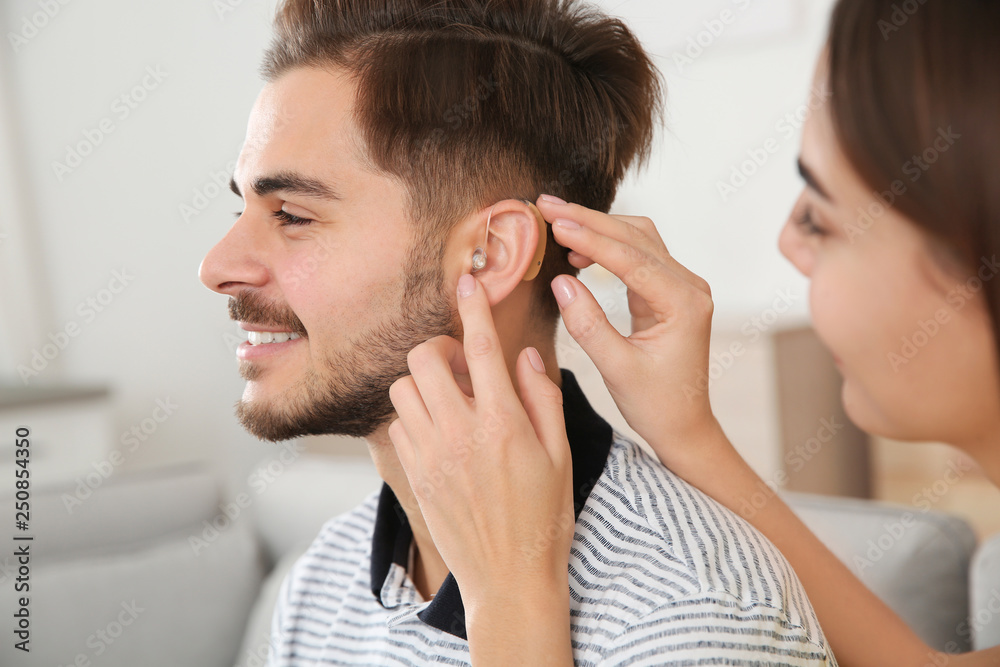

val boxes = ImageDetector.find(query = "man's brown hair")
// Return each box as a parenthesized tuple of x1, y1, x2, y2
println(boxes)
(261, 0, 663, 336)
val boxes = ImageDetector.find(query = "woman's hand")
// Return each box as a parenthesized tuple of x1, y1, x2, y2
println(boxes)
(535, 195, 720, 461)
(532, 196, 972, 667)
(387, 273, 575, 616)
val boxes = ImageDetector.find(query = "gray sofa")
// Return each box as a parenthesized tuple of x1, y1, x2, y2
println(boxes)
(0, 453, 994, 666)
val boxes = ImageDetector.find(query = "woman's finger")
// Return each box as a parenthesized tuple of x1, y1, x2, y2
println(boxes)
(539, 198, 710, 297)
(387, 374, 434, 447)
(550, 274, 634, 376)
(387, 417, 417, 471)
(539, 198, 664, 260)
(614, 215, 711, 296)
(613, 214, 668, 254)
(455, 273, 516, 406)
(406, 335, 474, 418)
(547, 221, 693, 323)
(567, 250, 595, 269)
(514, 348, 571, 467)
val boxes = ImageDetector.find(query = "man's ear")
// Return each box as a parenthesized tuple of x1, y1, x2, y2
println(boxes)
(451, 199, 542, 306)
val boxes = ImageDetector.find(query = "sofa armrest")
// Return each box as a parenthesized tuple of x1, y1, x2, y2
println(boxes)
(784, 491, 976, 652)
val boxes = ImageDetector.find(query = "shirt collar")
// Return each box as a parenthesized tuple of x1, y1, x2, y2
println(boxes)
(369, 367, 615, 640)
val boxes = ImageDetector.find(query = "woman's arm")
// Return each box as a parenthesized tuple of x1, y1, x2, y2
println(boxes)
(659, 418, 934, 667)
(533, 196, 1000, 667)
(655, 418, 1000, 667)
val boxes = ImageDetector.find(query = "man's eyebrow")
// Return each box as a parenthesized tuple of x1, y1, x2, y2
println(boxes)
(797, 158, 833, 202)
(228, 171, 342, 201)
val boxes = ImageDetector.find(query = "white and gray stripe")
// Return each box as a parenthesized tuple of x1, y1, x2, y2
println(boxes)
(267, 370, 836, 666)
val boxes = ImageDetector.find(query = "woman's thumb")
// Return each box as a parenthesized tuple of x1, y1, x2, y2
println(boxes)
(551, 275, 627, 379)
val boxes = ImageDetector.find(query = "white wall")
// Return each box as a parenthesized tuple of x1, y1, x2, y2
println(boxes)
(602, 0, 833, 330)
(1, 0, 835, 488)
(2, 0, 285, 490)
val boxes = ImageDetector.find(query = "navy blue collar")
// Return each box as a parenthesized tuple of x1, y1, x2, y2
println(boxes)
(369, 368, 615, 640)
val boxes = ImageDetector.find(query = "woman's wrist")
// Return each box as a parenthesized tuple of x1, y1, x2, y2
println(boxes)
(464, 574, 573, 666)
(463, 568, 570, 620)
(645, 414, 733, 471)
(644, 417, 776, 521)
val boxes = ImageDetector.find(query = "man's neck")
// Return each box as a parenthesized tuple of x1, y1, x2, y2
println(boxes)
(365, 341, 562, 601)
(365, 422, 451, 600)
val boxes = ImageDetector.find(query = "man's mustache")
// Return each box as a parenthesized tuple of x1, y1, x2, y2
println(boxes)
(228, 290, 308, 336)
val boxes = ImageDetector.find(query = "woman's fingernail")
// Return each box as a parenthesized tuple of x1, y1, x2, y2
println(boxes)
(540, 194, 568, 205)
(554, 218, 581, 231)
(458, 274, 475, 298)
(527, 347, 546, 373)
(552, 275, 577, 307)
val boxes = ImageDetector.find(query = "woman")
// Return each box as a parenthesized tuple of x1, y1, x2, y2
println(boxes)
(387, 0, 1000, 664)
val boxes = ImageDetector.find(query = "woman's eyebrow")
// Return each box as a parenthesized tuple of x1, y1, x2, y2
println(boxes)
(797, 157, 834, 203)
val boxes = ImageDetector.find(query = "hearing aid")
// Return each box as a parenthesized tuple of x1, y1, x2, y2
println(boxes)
(471, 199, 548, 281)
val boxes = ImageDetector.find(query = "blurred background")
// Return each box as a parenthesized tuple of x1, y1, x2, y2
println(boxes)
(1, 1, 997, 665)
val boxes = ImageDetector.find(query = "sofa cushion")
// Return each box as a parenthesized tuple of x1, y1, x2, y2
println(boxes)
(235, 542, 312, 667)
(0, 464, 265, 667)
(16, 462, 221, 562)
(239, 454, 382, 665)
(971, 532, 1000, 649)
(785, 492, 977, 652)
(251, 454, 382, 565)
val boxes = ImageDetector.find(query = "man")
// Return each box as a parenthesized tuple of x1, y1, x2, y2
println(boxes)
(199, 0, 835, 664)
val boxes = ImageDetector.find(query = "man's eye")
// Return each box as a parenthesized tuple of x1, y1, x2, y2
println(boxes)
(273, 209, 313, 226)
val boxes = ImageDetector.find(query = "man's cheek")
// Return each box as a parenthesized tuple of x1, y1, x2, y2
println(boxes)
(283, 240, 338, 289)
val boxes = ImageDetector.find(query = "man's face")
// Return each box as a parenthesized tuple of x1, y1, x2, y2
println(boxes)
(199, 66, 460, 442)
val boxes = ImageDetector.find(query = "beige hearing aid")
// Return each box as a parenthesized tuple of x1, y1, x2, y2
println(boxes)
(471, 200, 548, 281)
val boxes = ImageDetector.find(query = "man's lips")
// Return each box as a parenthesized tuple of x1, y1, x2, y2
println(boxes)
(237, 335, 305, 360)
(235, 321, 307, 361)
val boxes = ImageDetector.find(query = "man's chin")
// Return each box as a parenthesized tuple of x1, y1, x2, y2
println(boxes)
(234, 372, 313, 442)
(233, 388, 396, 443)
(238, 362, 300, 404)
(234, 396, 307, 443)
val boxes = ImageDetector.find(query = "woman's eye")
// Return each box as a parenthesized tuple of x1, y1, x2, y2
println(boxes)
(795, 207, 826, 237)
(273, 209, 313, 227)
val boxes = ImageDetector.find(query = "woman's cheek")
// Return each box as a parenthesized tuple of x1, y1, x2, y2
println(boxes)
(805, 270, 844, 362)
(807, 265, 896, 434)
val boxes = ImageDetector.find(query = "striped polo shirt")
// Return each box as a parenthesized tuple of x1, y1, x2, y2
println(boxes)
(267, 369, 837, 665)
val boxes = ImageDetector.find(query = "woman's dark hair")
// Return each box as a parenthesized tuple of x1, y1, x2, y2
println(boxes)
(828, 0, 1000, 348)
(261, 0, 663, 336)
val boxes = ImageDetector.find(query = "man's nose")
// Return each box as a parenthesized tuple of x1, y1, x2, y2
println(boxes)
(198, 215, 269, 295)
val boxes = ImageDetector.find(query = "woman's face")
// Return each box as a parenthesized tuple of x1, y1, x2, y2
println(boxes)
(778, 69, 1000, 454)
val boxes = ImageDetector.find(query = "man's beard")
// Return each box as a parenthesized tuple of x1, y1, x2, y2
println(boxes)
(231, 239, 460, 442)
